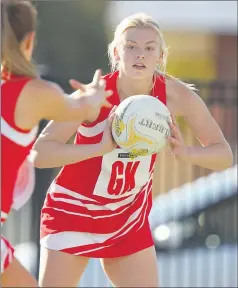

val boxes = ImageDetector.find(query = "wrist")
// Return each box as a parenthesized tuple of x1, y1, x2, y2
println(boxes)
(97, 141, 108, 156)
(88, 143, 104, 158)
(178, 146, 192, 163)
(78, 96, 91, 120)
(66, 92, 87, 121)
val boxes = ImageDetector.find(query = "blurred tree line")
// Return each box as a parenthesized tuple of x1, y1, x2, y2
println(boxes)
(33, 0, 110, 92)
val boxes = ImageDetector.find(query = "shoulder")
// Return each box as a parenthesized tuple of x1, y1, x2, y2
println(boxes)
(25, 78, 63, 92)
(1, 77, 35, 108)
(1, 77, 32, 93)
(22, 78, 64, 99)
(164, 74, 200, 116)
(17, 78, 66, 118)
(166, 75, 196, 95)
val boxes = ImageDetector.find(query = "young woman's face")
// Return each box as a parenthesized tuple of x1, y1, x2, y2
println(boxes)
(116, 27, 161, 79)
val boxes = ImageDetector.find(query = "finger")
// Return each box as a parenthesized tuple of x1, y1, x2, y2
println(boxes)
(108, 105, 117, 118)
(166, 151, 174, 156)
(168, 137, 180, 146)
(167, 115, 173, 124)
(108, 112, 116, 124)
(98, 79, 106, 89)
(169, 121, 181, 139)
(169, 122, 178, 132)
(108, 113, 114, 123)
(169, 117, 178, 131)
(108, 112, 115, 122)
(103, 115, 113, 131)
(108, 114, 116, 128)
(92, 69, 102, 86)
(171, 114, 178, 126)
(168, 122, 177, 136)
(168, 121, 175, 130)
(69, 79, 86, 92)
(110, 105, 117, 114)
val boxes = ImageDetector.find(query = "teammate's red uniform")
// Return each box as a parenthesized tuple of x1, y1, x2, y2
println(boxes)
(40, 71, 166, 257)
(1, 74, 38, 272)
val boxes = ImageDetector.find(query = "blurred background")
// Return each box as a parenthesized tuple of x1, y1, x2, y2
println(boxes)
(2, 1, 237, 287)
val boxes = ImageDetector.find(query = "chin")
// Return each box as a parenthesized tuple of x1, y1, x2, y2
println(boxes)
(125, 69, 149, 80)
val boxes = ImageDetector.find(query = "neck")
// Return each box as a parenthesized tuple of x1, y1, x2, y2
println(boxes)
(117, 70, 154, 100)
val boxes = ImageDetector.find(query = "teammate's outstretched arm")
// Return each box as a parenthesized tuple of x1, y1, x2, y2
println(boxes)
(16, 70, 112, 130)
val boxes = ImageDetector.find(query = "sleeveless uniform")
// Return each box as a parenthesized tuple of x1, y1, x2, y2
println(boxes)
(40, 71, 166, 258)
(1, 73, 38, 272)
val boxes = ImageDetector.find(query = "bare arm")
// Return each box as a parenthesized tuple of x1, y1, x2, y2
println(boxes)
(15, 79, 86, 129)
(15, 70, 112, 130)
(32, 121, 103, 168)
(32, 107, 117, 169)
(167, 78, 233, 170)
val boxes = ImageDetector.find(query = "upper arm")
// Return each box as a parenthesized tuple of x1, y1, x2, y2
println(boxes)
(171, 80, 228, 147)
(30, 79, 74, 121)
(16, 79, 83, 129)
(15, 79, 62, 128)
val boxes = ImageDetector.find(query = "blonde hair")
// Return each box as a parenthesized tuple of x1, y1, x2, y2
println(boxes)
(1, 1, 38, 78)
(108, 13, 196, 90)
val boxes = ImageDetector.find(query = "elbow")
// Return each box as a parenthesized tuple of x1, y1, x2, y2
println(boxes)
(29, 149, 49, 169)
(218, 158, 233, 171)
(217, 147, 233, 171)
(224, 149, 234, 169)
(33, 159, 46, 169)
(224, 143, 234, 169)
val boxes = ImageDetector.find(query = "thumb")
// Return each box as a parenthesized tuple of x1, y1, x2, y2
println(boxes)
(109, 105, 117, 118)
(108, 109, 117, 124)
(69, 79, 86, 92)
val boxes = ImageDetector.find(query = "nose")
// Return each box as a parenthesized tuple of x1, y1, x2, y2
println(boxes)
(136, 54, 145, 59)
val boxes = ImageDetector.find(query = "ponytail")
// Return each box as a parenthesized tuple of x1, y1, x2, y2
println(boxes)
(1, 1, 37, 78)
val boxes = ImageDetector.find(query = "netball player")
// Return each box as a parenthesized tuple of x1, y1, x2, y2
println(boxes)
(1, 1, 112, 286)
(33, 13, 233, 287)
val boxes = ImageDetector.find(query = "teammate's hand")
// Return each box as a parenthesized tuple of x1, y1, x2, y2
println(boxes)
(99, 106, 118, 155)
(69, 69, 113, 122)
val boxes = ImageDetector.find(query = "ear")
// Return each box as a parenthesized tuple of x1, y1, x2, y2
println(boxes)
(157, 51, 163, 64)
(114, 47, 120, 61)
(24, 32, 35, 50)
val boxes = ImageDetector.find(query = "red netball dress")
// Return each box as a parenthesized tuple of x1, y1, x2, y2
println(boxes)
(40, 71, 166, 258)
(1, 74, 38, 272)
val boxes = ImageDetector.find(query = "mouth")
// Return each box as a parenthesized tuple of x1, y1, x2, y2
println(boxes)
(133, 64, 146, 70)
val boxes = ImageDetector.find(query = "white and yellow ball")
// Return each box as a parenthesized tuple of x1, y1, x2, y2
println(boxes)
(112, 95, 172, 157)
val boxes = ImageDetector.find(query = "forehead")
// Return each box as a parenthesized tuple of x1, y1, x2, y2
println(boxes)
(121, 27, 160, 44)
